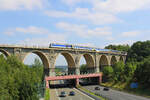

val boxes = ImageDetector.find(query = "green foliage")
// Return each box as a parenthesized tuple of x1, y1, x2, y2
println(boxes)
(0, 55, 44, 100)
(113, 61, 125, 82)
(80, 64, 87, 73)
(103, 66, 113, 76)
(134, 57, 150, 88)
(105, 44, 130, 52)
(103, 66, 114, 81)
(44, 88, 50, 100)
(127, 40, 150, 62)
(124, 62, 136, 81)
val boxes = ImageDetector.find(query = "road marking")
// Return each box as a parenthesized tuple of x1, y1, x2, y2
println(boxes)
(73, 88, 95, 100)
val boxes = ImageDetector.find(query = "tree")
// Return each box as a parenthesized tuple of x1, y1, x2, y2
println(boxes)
(113, 61, 125, 82)
(134, 57, 150, 88)
(127, 40, 150, 62)
(103, 66, 114, 81)
(105, 44, 130, 52)
(0, 55, 44, 100)
(124, 62, 136, 81)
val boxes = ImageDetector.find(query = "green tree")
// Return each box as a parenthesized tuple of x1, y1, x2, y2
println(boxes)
(0, 55, 44, 100)
(127, 40, 150, 62)
(105, 44, 130, 52)
(103, 66, 114, 81)
(124, 62, 136, 81)
(134, 57, 150, 88)
(113, 61, 125, 82)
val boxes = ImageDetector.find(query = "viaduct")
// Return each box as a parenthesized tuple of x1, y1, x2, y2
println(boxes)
(0, 44, 127, 87)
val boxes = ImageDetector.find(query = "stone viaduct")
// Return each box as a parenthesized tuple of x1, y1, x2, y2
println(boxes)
(0, 44, 127, 77)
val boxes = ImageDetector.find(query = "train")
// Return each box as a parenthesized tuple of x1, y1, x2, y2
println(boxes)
(49, 43, 121, 53)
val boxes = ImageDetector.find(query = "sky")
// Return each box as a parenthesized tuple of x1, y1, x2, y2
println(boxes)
(0, 0, 150, 65)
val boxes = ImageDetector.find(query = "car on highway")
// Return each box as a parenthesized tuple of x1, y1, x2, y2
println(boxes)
(95, 87, 100, 90)
(103, 87, 109, 91)
(69, 91, 75, 96)
(60, 91, 66, 97)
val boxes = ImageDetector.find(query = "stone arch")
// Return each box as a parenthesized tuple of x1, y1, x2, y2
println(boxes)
(23, 50, 50, 69)
(59, 52, 75, 68)
(99, 55, 109, 71)
(81, 53, 95, 67)
(99, 55, 109, 66)
(0, 49, 10, 57)
(55, 52, 76, 75)
(79, 53, 95, 74)
(55, 52, 75, 68)
(111, 56, 117, 65)
(120, 56, 124, 62)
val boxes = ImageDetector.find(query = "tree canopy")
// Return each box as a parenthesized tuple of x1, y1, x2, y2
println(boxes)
(105, 44, 130, 52)
(127, 40, 150, 62)
(0, 55, 43, 100)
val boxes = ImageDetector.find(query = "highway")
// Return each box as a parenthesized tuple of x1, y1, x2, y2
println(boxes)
(50, 80, 94, 100)
(83, 85, 150, 100)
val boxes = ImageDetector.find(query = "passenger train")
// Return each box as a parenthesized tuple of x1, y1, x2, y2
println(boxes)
(49, 43, 121, 53)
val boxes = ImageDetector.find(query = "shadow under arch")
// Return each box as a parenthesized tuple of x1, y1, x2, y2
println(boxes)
(99, 55, 109, 71)
(23, 50, 50, 69)
(120, 56, 124, 62)
(81, 53, 94, 67)
(111, 56, 117, 66)
(0, 49, 10, 57)
(79, 53, 95, 74)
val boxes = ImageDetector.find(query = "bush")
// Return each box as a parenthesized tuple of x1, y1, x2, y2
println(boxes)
(113, 61, 125, 82)
(103, 66, 114, 81)
(44, 88, 50, 100)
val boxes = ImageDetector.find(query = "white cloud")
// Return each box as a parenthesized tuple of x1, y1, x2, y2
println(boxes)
(56, 22, 112, 38)
(60, 0, 150, 13)
(121, 31, 141, 37)
(4, 26, 49, 35)
(90, 0, 150, 13)
(20, 34, 67, 46)
(109, 40, 135, 46)
(0, 0, 47, 10)
(56, 0, 150, 25)
(45, 8, 118, 25)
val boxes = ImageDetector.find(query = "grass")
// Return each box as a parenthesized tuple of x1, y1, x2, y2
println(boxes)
(101, 82, 150, 98)
(44, 88, 50, 100)
(77, 85, 107, 100)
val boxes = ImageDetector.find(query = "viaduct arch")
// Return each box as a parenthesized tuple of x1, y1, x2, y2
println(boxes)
(111, 56, 117, 65)
(0, 49, 10, 57)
